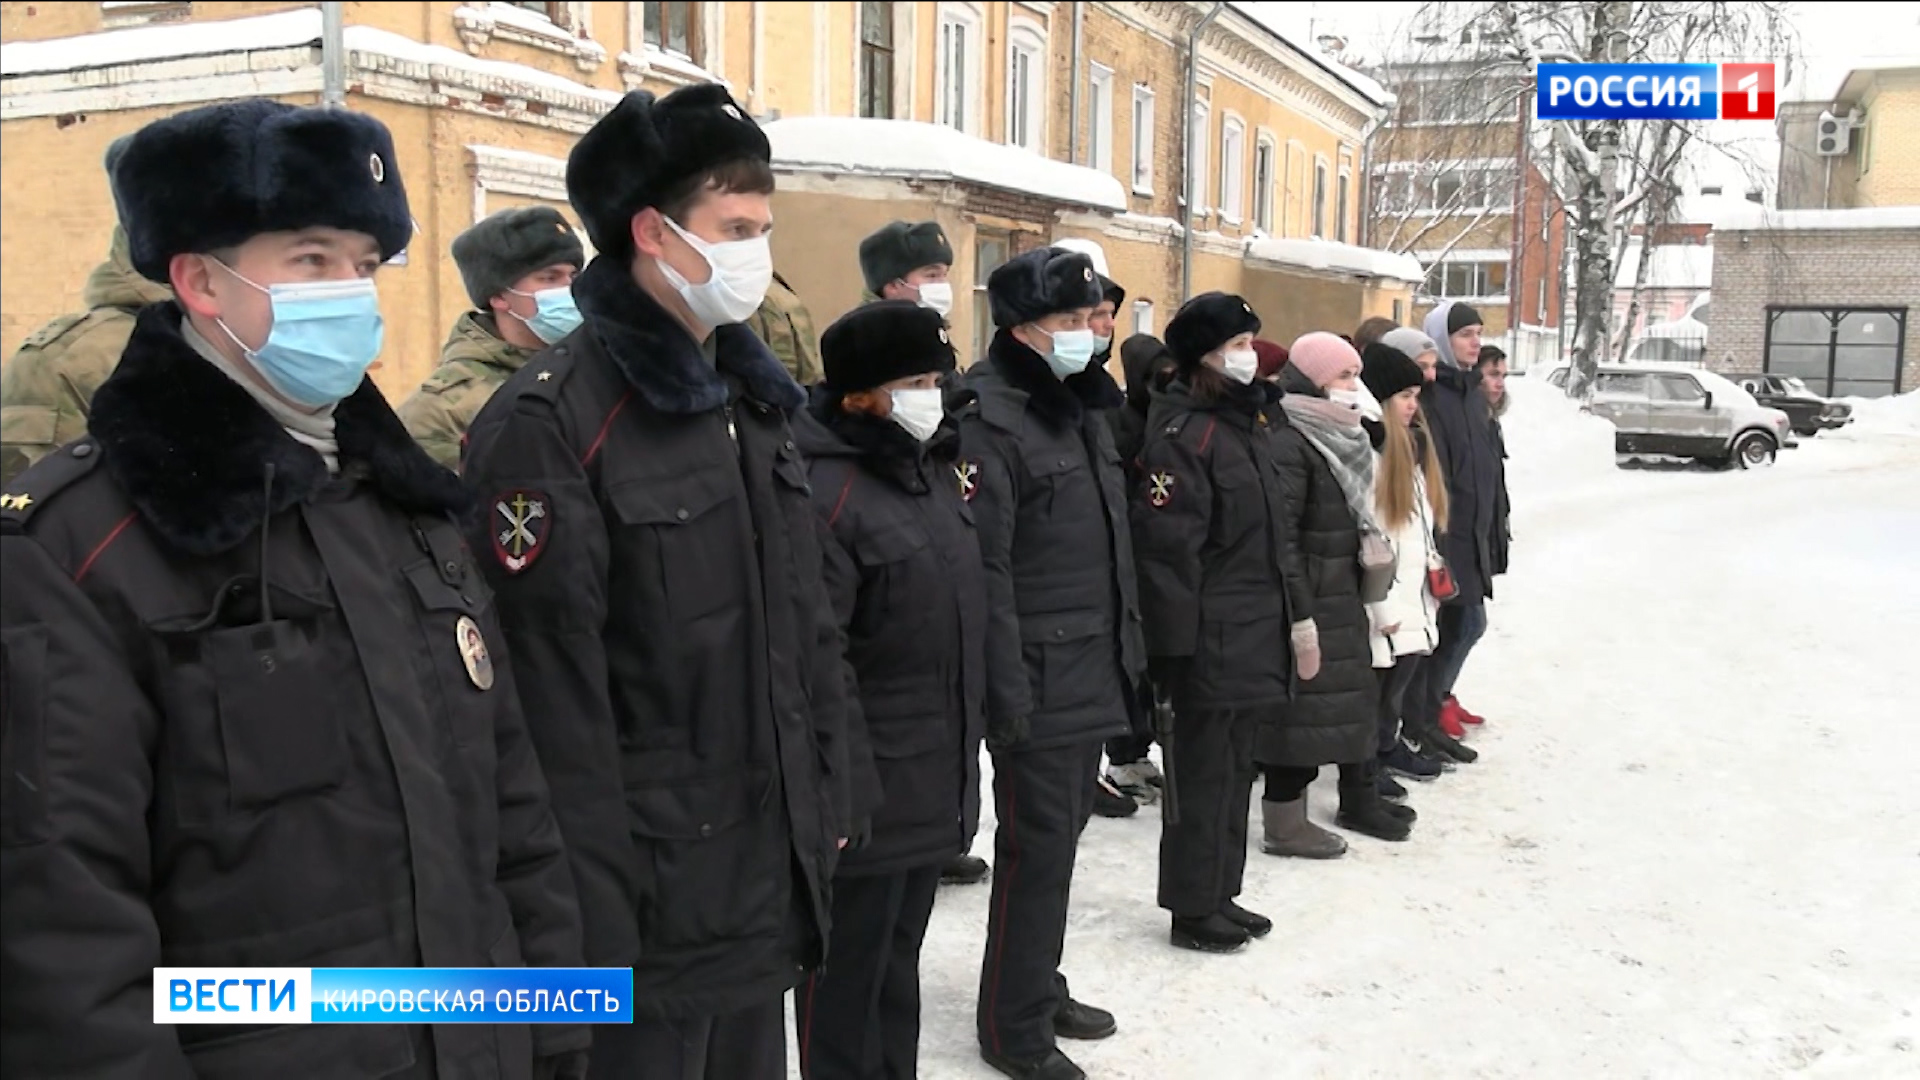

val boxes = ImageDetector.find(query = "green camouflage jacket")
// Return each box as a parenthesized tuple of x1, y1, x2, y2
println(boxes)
(746, 272, 823, 387)
(0, 227, 174, 484)
(396, 311, 541, 472)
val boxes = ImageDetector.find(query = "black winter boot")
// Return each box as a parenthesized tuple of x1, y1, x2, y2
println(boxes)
(1170, 913, 1252, 953)
(1383, 739, 1448, 779)
(1220, 899, 1273, 938)
(1377, 771, 1409, 801)
(981, 1047, 1087, 1080)
(1409, 720, 1479, 765)
(1053, 997, 1117, 1041)
(1092, 774, 1140, 818)
(1336, 782, 1413, 841)
(941, 854, 990, 885)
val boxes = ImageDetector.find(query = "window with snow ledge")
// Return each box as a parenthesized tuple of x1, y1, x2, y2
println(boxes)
(621, 1, 717, 89)
(936, 2, 983, 136)
(1253, 134, 1276, 234)
(1219, 115, 1245, 225)
(1186, 101, 1209, 215)
(1336, 167, 1350, 243)
(455, 3, 606, 72)
(1006, 18, 1046, 153)
(1312, 157, 1328, 238)
(1130, 85, 1155, 195)
(100, 1, 190, 28)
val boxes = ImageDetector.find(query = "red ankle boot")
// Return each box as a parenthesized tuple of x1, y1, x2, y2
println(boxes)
(1437, 702, 1467, 739)
(1444, 695, 1485, 727)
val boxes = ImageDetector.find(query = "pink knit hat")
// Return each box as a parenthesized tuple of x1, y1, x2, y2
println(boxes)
(1286, 331, 1362, 389)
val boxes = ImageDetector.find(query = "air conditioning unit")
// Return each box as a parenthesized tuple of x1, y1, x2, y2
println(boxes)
(1816, 111, 1851, 156)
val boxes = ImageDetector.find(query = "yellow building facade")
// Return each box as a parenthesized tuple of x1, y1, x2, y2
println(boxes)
(2, 1, 1417, 393)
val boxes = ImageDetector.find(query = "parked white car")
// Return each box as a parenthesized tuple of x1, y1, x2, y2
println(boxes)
(1578, 363, 1798, 468)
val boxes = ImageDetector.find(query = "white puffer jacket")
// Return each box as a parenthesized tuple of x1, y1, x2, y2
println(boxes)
(1367, 462, 1443, 667)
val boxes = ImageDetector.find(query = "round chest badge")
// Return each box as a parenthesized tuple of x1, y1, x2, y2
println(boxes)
(456, 615, 494, 691)
(369, 153, 386, 183)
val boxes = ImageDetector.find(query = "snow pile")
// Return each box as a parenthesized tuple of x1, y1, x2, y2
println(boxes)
(344, 24, 622, 104)
(1499, 375, 1623, 508)
(1612, 241, 1714, 290)
(1246, 235, 1425, 283)
(1843, 388, 1920, 437)
(763, 117, 1130, 211)
(1, 8, 320, 75)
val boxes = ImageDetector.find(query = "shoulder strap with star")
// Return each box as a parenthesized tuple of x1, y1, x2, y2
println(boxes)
(1, 436, 105, 533)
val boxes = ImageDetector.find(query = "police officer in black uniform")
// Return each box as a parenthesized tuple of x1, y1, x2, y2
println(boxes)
(1134, 292, 1292, 955)
(958, 247, 1145, 1080)
(0, 99, 584, 1079)
(459, 85, 852, 1080)
(790, 300, 987, 1080)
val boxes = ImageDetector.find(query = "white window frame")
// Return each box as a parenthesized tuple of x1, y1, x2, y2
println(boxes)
(1284, 139, 1306, 236)
(1311, 155, 1329, 238)
(935, 2, 983, 135)
(1006, 17, 1047, 152)
(1131, 85, 1155, 195)
(1088, 63, 1115, 177)
(1335, 165, 1351, 242)
(1132, 298, 1155, 338)
(1187, 101, 1210, 214)
(1219, 114, 1246, 225)
(1253, 132, 1277, 234)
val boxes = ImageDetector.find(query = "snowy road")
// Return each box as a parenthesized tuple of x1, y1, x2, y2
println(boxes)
(896, 383, 1920, 1079)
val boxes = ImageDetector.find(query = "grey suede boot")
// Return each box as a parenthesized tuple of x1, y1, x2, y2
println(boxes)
(1260, 798, 1348, 859)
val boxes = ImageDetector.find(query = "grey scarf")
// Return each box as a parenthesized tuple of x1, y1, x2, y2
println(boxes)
(1281, 393, 1381, 536)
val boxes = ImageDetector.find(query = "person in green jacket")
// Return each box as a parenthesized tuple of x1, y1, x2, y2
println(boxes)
(397, 205, 585, 471)
(1, 139, 174, 485)
(746, 270, 825, 386)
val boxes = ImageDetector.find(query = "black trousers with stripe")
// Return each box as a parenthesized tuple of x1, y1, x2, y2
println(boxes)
(794, 864, 942, 1080)
(975, 739, 1103, 1060)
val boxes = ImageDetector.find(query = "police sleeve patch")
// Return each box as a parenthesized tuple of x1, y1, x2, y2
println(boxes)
(955, 460, 981, 502)
(492, 489, 551, 573)
(1148, 471, 1176, 508)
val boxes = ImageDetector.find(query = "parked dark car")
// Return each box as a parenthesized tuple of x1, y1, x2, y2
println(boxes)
(1728, 373, 1854, 436)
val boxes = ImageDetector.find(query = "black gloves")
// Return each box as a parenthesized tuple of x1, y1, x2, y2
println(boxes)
(986, 713, 1031, 752)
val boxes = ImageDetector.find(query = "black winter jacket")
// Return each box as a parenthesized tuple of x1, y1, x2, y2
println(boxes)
(795, 402, 986, 875)
(460, 258, 852, 1020)
(956, 332, 1146, 751)
(0, 308, 582, 1079)
(1489, 413, 1511, 579)
(1131, 378, 1297, 711)
(1255, 375, 1378, 767)
(1105, 334, 1175, 491)
(1421, 363, 1503, 602)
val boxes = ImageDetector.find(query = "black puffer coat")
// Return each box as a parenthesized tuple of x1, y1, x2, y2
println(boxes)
(794, 399, 986, 876)
(1255, 370, 1378, 767)
(0, 308, 582, 1079)
(1421, 362, 1503, 602)
(1131, 376, 1297, 711)
(956, 331, 1146, 750)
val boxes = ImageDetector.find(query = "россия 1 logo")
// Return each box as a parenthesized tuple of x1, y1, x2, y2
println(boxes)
(1536, 63, 1776, 121)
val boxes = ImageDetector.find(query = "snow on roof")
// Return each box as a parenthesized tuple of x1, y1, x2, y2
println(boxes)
(0, 8, 624, 105)
(1, 7, 321, 75)
(1246, 235, 1426, 282)
(1227, 2, 1392, 106)
(1612, 241, 1714, 291)
(1710, 204, 1920, 232)
(1636, 316, 1709, 341)
(763, 117, 1128, 211)
(1832, 56, 1920, 101)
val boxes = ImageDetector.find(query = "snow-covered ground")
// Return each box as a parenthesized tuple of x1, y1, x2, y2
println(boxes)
(885, 378, 1920, 1078)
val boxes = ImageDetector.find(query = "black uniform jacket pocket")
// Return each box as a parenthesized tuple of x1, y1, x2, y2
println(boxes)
(625, 767, 782, 950)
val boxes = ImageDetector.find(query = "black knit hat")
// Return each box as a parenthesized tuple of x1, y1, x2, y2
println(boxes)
(1165, 291, 1261, 369)
(114, 99, 413, 282)
(820, 300, 957, 393)
(451, 207, 585, 308)
(1098, 273, 1126, 310)
(987, 247, 1102, 328)
(566, 84, 769, 259)
(1362, 341, 1426, 403)
(859, 221, 954, 293)
(1447, 302, 1485, 335)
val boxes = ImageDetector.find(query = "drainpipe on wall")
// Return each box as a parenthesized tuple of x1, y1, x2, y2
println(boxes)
(1182, 1, 1227, 304)
(321, 1, 346, 109)
(1069, 2, 1084, 164)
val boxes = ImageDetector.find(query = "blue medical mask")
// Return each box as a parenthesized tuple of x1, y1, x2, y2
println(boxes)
(1036, 326, 1097, 379)
(1091, 333, 1113, 356)
(214, 262, 383, 408)
(506, 285, 582, 345)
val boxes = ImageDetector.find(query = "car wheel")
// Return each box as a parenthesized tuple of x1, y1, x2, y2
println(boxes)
(1793, 425, 1819, 438)
(1733, 431, 1777, 469)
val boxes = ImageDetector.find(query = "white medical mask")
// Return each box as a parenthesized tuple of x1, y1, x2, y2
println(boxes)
(1091, 333, 1113, 355)
(912, 281, 954, 318)
(1219, 346, 1259, 385)
(658, 215, 773, 327)
(1037, 327, 1097, 379)
(888, 387, 945, 442)
(1328, 387, 1365, 409)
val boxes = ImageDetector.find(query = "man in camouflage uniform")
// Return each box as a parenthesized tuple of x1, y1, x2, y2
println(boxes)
(0, 138, 174, 485)
(746, 270, 824, 386)
(397, 205, 585, 470)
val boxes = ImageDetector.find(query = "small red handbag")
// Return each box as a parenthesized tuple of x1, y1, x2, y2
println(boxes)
(1427, 559, 1459, 603)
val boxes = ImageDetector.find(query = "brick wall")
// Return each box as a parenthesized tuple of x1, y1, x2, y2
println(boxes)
(1709, 227, 1920, 396)
(1858, 75, 1920, 208)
